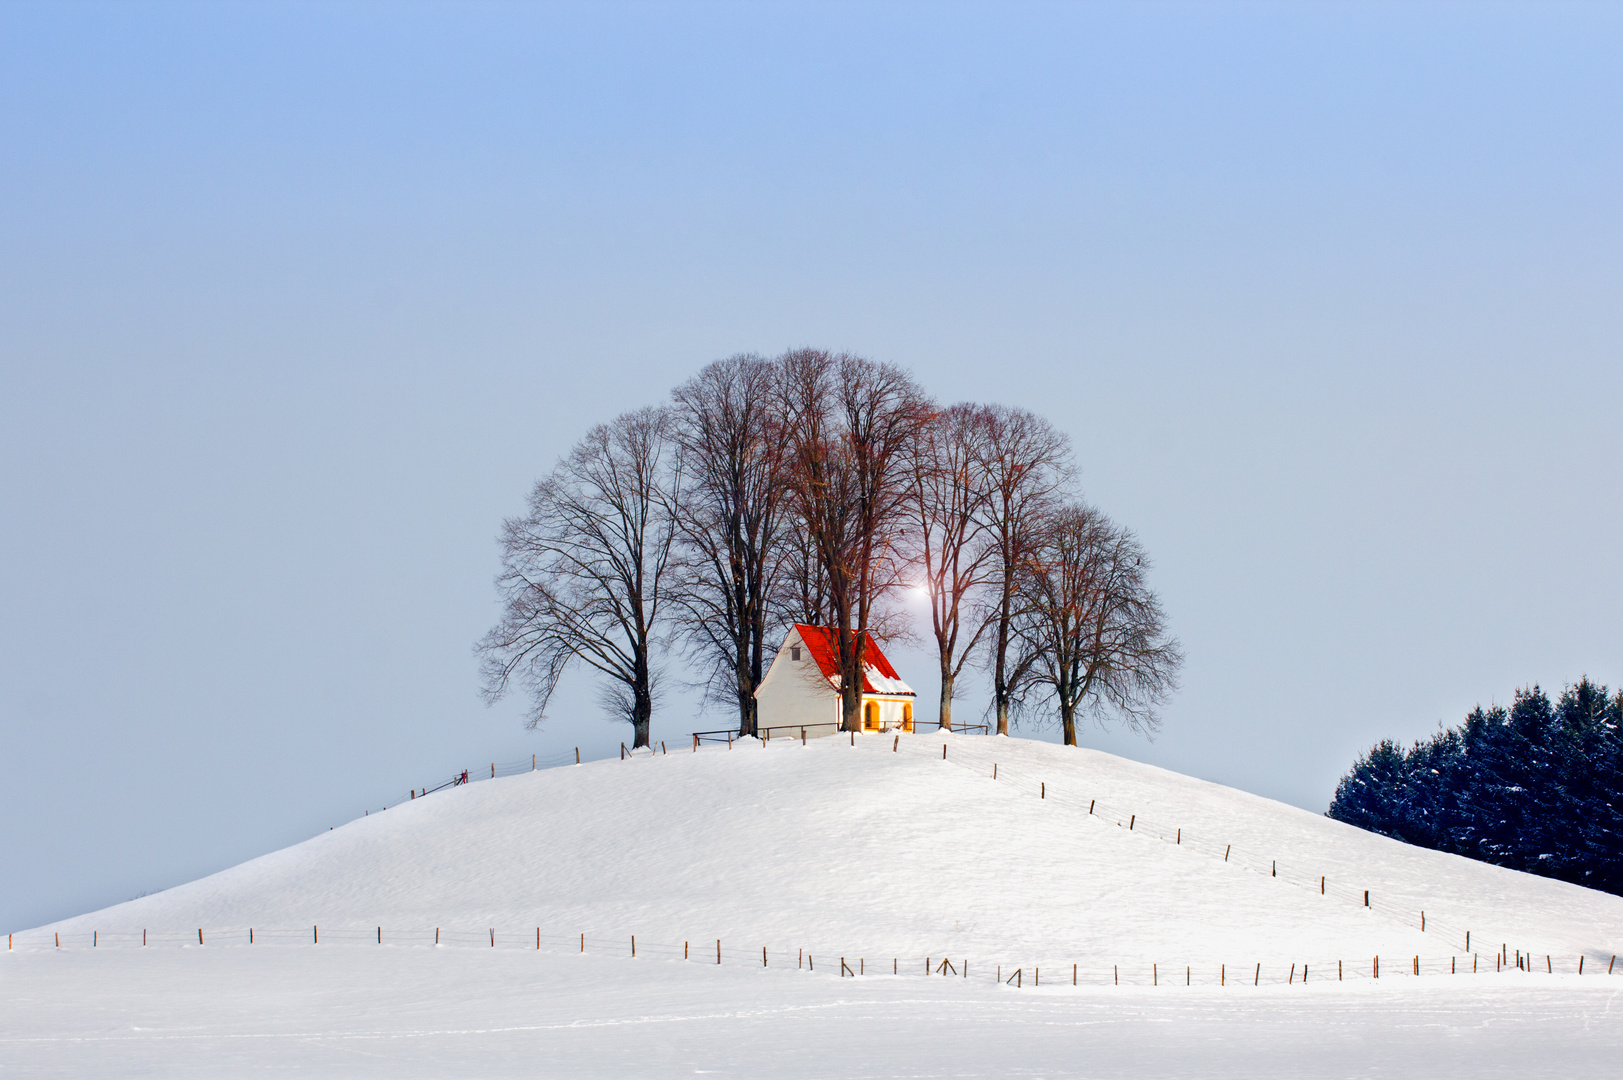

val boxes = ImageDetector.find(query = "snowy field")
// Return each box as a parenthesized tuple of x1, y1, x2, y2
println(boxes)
(6, 733, 1622, 1077)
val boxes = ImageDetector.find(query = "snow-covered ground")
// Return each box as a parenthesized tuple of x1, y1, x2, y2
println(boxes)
(6, 733, 1622, 1077)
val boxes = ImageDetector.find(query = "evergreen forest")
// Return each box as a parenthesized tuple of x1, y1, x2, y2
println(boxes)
(1328, 679, 1623, 896)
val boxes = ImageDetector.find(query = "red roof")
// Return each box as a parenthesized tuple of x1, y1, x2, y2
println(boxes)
(792, 624, 914, 696)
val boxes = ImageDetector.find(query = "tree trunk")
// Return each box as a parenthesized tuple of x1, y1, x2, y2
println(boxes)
(632, 681, 653, 748)
(1060, 699, 1077, 747)
(992, 600, 1012, 735)
(938, 666, 954, 731)
(842, 681, 862, 732)
(736, 651, 755, 737)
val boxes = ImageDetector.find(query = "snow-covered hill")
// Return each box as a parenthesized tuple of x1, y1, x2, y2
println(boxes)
(23, 732, 1623, 970)
(7, 733, 1623, 1078)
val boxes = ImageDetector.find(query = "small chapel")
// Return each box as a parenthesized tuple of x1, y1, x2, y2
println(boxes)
(753, 624, 917, 735)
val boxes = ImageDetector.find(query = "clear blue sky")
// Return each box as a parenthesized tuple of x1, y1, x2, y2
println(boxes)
(3, 1, 1620, 932)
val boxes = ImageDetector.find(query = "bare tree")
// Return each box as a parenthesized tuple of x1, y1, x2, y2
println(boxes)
(477, 407, 677, 748)
(777, 349, 933, 731)
(908, 403, 997, 731)
(668, 355, 787, 737)
(976, 405, 1073, 735)
(1013, 503, 1182, 746)
(772, 525, 835, 630)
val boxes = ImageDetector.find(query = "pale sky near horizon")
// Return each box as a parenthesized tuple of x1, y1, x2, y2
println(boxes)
(3, 1, 1620, 932)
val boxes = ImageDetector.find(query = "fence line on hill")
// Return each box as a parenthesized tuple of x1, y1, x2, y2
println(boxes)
(861, 734, 1503, 955)
(10, 923, 1616, 989)
(299, 729, 1570, 962)
(342, 749, 585, 825)
(51, 729, 1587, 978)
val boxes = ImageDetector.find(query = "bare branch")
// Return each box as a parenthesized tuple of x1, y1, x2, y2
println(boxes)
(666, 355, 788, 735)
(775, 349, 934, 731)
(477, 407, 677, 747)
(1011, 502, 1182, 746)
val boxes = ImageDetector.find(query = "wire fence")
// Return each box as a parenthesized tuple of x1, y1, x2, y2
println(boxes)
(10, 924, 1618, 988)
(363, 730, 1587, 964)
(340, 750, 586, 824)
(697, 721, 993, 748)
(858, 734, 1541, 957)
(30, 728, 1598, 989)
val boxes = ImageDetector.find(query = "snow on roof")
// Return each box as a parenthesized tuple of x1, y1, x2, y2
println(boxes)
(792, 623, 914, 697)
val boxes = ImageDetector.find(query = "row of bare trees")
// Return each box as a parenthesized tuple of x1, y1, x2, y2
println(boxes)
(478, 350, 1181, 748)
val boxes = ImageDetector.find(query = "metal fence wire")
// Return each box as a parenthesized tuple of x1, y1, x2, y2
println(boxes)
(11, 924, 1617, 988)
(30, 730, 1602, 988)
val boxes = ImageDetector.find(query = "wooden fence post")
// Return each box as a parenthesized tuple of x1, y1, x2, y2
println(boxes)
(576, 747, 581, 763)
(717, 939, 721, 964)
